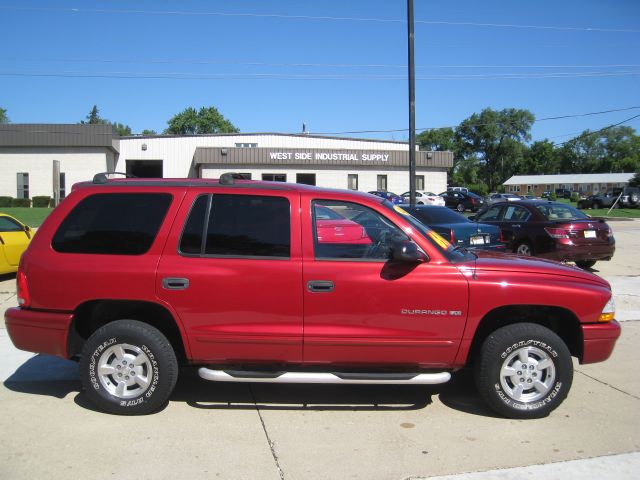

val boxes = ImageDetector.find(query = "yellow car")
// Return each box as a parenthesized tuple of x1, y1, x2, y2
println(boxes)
(0, 213, 33, 274)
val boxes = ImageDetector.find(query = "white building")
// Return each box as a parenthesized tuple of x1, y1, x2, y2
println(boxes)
(0, 125, 453, 200)
(503, 173, 635, 196)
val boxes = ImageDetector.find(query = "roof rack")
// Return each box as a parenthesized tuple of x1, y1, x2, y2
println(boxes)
(92, 172, 136, 184)
(219, 172, 246, 186)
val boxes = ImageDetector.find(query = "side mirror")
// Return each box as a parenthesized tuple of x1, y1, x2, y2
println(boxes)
(24, 225, 31, 239)
(391, 240, 427, 263)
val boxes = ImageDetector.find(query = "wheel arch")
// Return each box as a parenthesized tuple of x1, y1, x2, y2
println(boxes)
(69, 300, 188, 363)
(466, 304, 582, 365)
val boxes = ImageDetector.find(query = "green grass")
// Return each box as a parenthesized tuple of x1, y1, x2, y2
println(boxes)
(581, 207, 640, 219)
(0, 208, 54, 227)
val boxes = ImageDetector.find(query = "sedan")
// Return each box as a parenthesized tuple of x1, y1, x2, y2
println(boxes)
(488, 193, 522, 204)
(367, 191, 404, 204)
(439, 190, 485, 212)
(0, 213, 33, 274)
(471, 200, 615, 269)
(401, 205, 505, 251)
(400, 190, 446, 206)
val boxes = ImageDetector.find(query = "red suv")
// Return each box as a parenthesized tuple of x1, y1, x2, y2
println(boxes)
(5, 174, 620, 418)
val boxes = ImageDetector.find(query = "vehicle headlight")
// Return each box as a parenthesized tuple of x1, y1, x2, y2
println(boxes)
(598, 297, 615, 322)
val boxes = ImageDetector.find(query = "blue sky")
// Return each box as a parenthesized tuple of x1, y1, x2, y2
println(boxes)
(1, 0, 639, 142)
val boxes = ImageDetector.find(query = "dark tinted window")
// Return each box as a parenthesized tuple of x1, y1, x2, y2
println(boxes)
(408, 207, 469, 224)
(201, 195, 290, 258)
(179, 195, 208, 254)
(52, 193, 172, 255)
(0, 216, 23, 232)
(476, 205, 503, 222)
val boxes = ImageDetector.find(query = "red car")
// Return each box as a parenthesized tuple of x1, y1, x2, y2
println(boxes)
(472, 200, 615, 269)
(5, 173, 620, 418)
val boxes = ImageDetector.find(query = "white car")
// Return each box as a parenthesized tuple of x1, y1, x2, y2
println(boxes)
(401, 190, 446, 206)
(488, 193, 522, 204)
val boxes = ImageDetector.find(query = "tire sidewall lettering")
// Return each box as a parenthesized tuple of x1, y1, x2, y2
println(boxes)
(500, 339, 558, 359)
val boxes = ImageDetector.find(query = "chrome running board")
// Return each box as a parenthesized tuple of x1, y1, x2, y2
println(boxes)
(198, 368, 451, 385)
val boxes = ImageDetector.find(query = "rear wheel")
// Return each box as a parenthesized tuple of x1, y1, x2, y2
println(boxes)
(456, 203, 465, 212)
(514, 241, 533, 256)
(80, 320, 178, 415)
(475, 323, 573, 419)
(575, 260, 596, 269)
(592, 201, 601, 209)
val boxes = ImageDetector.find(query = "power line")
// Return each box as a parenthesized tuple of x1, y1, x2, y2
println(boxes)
(1, 70, 639, 80)
(554, 114, 640, 146)
(1, 6, 638, 33)
(3, 57, 640, 70)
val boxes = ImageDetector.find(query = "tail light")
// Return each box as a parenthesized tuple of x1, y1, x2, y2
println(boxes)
(17, 269, 31, 308)
(470, 198, 477, 204)
(450, 229, 456, 243)
(499, 229, 505, 243)
(545, 227, 569, 239)
(361, 227, 369, 240)
(607, 227, 613, 238)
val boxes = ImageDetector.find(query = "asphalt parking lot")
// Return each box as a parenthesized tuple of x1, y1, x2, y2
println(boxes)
(1, 219, 639, 480)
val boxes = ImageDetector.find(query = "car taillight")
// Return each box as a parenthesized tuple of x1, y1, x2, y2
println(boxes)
(607, 227, 613, 238)
(450, 229, 456, 243)
(17, 269, 31, 308)
(470, 198, 477, 204)
(545, 227, 569, 239)
(361, 227, 369, 239)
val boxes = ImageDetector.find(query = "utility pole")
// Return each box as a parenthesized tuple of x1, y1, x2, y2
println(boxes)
(407, 0, 416, 207)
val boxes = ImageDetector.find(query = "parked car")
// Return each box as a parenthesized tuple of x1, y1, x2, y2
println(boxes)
(520, 194, 537, 200)
(488, 193, 522, 204)
(619, 186, 640, 208)
(0, 213, 33, 274)
(367, 190, 404, 204)
(447, 186, 469, 193)
(5, 173, 620, 419)
(439, 190, 485, 212)
(555, 188, 573, 199)
(400, 190, 446, 206)
(400, 205, 505, 251)
(314, 205, 372, 245)
(472, 200, 615, 269)
(541, 191, 553, 199)
(577, 192, 619, 210)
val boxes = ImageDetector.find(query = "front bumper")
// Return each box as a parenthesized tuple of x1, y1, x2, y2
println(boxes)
(580, 320, 621, 364)
(5, 307, 73, 358)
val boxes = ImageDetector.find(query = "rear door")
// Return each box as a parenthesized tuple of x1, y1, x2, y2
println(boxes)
(156, 189, 303, 363)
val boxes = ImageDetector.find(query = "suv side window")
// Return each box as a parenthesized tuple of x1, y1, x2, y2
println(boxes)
(312, 200, 408, 261)
(52, 193, 172, 255)
(179, 194, 290, 259)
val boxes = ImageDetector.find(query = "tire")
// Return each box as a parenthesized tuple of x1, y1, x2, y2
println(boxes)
(474, 323, 573, 419)
(456, 203, 465, 212)
(592, 201, 601, 209)
(80, 320, 179, 415)
(631, 193, 639, 205)
(575, 260, 596, 269)
(514, 241, 533, 256)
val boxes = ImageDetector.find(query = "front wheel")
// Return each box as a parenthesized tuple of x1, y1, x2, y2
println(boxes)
(80, 320, 179, 415)
(474, 323, 573, 419)
(456, 203, 465, 212)
(575, 260, 596, 269)
(514, 241, 533, 256)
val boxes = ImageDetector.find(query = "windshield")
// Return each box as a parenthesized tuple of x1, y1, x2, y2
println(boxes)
(535, 203, 589, 221)
(382, 201, 475, 262)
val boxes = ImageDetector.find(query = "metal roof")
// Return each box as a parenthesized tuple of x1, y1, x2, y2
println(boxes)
(0, 124, 118, 152)
(503, 173, 635, 185)
(194, 147, 453, 168)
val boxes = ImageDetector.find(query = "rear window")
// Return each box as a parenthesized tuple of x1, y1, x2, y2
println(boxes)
(535, 203, 588, 221)
(52, 193, 172, 255)
(409, 207, 468, 224)
(179, 194, 290, 258)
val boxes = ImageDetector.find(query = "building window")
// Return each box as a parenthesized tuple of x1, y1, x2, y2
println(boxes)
(347, 174, 358, 190)
(17, 173, 29, 199)
(415, 175, 425, 190)
(59, 172, 66, 199)
(237, 173, 252, 180)
(296, 173, 316, 186)
(235, 143, 258, 148)
(262, 174, 286, 182)
(377, 175, 388, 191)
(527, 185, 533, 193)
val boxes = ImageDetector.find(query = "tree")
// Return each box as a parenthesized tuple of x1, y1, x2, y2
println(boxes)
(417, 127, 456, 151)
(521, 140, 559, 175)
(455, 108, 535, 191)
(141, 129, 157, 135)
(113, 122, 132, 136)
(165, 106, 239, 134)
(629, 172, 640, 187)
(0, 107, 8, 123)
(82, 105, 108, 125)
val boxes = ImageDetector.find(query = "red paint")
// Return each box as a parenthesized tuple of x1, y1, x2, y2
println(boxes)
(4, 178, 620, 373)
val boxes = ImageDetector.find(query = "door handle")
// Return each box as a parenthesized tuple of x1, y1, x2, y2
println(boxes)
(162, 277, 190, 290)
(512, 224, 521, 228)
(307, 280, 335, 293)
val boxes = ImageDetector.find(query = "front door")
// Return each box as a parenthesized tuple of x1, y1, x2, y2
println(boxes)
(157, 190, 303, 363)
(301, 199, 469, 368)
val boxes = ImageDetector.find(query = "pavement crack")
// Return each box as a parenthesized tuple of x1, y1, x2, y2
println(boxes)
(249, 385, 285, 480)
(576, 370, 640, 401)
